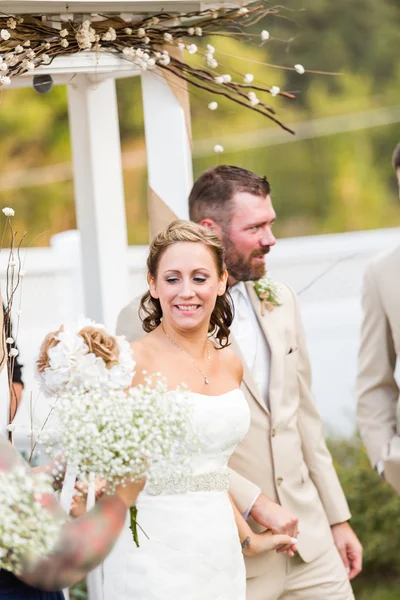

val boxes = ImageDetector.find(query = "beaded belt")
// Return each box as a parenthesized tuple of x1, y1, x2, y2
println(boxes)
(145, 469, 230, 496)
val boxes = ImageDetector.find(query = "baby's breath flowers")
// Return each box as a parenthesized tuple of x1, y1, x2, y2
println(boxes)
(0, 466, 63, 574)
(39, 376, 194, 491)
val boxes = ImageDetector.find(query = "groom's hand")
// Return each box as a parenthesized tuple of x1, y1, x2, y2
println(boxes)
(331, 521, 362, 580)
(250, 494, 299, 556)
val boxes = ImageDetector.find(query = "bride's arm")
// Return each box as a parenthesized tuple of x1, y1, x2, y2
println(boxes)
(228, 494, 297, 557)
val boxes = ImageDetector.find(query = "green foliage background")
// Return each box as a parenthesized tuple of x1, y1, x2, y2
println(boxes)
(0, 0, 399, 245)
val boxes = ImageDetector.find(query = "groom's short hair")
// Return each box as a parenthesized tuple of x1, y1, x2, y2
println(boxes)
(189, 165, 270, 227)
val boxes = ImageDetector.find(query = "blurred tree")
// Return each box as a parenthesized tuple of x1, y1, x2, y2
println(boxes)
(0, 0, 399, 244)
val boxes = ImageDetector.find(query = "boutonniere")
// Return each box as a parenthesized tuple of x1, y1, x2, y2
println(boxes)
(254, 273, 282, 316)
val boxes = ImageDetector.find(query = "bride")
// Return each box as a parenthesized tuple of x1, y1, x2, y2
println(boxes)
(103, 221, 296, 599)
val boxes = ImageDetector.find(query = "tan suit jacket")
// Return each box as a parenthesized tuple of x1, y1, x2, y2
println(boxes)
(116, 282, 351, 576)
(357, 245, 400, 492)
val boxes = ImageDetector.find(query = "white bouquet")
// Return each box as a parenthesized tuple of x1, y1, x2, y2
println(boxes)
(39, 376, 193, 490)
(0, 466, 63, 574)
(36, 320, 195, 545)
(36, 318, 135, 396)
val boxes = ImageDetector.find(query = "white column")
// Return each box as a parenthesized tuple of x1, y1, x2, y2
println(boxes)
(67, 75, 129, 332)
(141, 68, 193, 236)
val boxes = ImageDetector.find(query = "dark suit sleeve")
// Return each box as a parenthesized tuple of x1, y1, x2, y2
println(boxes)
(2, 303, 23, 386)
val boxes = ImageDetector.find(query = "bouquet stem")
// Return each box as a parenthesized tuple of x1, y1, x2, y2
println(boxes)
(130, 506, 140, 547)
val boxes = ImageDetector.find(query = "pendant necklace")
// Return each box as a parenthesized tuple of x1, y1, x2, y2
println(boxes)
(161, 325, 211, 385)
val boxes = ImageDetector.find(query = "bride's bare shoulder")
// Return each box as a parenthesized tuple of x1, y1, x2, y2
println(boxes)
(216, 343, 243, 383)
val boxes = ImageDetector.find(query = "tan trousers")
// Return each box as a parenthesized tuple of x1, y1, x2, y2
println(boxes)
(246, 545, 354, 600)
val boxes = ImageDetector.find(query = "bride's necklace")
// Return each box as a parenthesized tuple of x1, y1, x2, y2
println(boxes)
(161, 325, 211, 385)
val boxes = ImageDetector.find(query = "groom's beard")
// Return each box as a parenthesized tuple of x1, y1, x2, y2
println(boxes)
(222, 234, 270, 282)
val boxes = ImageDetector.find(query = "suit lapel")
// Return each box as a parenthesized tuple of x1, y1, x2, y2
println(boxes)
(229, 333, 269, 415)
(245, 282, 284, 422)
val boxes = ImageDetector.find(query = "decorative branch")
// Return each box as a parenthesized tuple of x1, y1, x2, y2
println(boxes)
(0, 3, 306, 133)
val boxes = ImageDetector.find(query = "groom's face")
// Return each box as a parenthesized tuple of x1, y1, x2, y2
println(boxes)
(221, 191, 276, 284)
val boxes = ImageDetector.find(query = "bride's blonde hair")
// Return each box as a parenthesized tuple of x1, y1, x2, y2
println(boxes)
(140, 220, 233, 347)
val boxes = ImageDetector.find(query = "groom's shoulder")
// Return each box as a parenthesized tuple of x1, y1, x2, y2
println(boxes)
(116, 295, 144, 341)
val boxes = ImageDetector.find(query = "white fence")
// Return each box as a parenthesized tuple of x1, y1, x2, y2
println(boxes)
(5, 227, 399, 451)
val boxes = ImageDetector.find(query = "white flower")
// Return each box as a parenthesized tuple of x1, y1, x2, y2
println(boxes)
(22, 59, 35, 70)
(244, 73, 254, 84)
(124, 28, 133, 35)
(206, 55, 218, 69)
(261, 30, 270, 41)
(8, 259, 16, 268)
(26, 49, 35, 59)
(158, 53, 171, 66)
(37, 320, 136, 398)
(163, 33, 173, 43)
(60, 29, 69, 38)
(44, 42, 51, 50)
(294, 63, 305, 74)
(6, 338, 14, 344)
(187, 44, 198, 55)
(213, 144, 224, 153)
(7, 423, 15, 432)
(76, 20, 97, 50)
(9, 348, 19, 358)
(270, 85, 280, 97)
(17, 17, 24, 25)
(208, 101, 218, 111)
(0, 64, 8, 72)
(187, 27, 195, 36)
(238, 7, 249, 15)
(178, 42, 185, 51)
(15, 45, 23, 54)
(248, 91, 259, 106)
(214, 76, 224, 84)
(23, 40, 31, 47)
(0, 467, 63, 574)
(254, 273, 281, 313)
(41, 54, 51, 65)
(2, 207, 14, 216)
(1, 29, 10, 41)
(195, 27, 202, 36)
(7, 19, 17, 30)
(222, 74, 232, 83)
(19, 269, 26, 277)
(101, 28, 117, 42)
(0, 76, 10, 85)
(60, 39, 69, 48)
(138, 28, 146, 38)
(144, 36, 150, 44)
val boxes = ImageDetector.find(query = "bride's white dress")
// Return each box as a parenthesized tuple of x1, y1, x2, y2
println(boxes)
(102, 388, 250, 600)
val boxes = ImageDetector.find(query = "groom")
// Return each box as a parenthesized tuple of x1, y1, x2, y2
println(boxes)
(117, 166, 362, 599)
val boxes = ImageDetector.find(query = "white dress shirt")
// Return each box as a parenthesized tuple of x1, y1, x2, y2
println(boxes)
(230, 282, 271, 410)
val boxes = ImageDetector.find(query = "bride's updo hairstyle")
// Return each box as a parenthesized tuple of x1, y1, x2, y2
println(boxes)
(140, 220, 233, 347)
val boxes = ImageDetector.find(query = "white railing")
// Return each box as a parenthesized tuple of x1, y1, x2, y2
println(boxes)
(5, 227, 399, 449)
